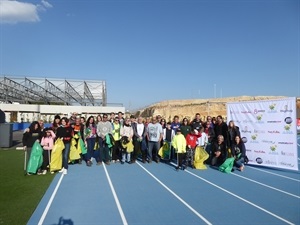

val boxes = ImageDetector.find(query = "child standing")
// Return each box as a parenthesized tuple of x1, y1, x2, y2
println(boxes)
(172, 128, 187, 170)
(197, 127, 208, 149)
(40, 128, 56, 175)
(185, 129, 199, 168)
(163, 122, 175, 161)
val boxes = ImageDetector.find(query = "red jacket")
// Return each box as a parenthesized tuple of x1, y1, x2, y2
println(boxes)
(186, 133, 199, 149)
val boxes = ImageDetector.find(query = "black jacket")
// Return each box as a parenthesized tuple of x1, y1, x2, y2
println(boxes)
(22, 130, 42, 147)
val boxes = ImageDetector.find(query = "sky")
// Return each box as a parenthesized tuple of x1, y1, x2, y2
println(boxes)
(0, 0, 299, 111)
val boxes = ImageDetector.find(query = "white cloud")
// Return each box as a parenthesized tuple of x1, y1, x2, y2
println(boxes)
(0, 0, 52, 24)
(41, 0, 52, 8)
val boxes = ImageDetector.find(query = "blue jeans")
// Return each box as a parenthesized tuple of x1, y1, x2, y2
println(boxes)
(147, 141, 160, 161)
(235, 157, 244, 168)
(63, 142, 70, 169)
(99, 137, 110, 162)
(86, 138, 96, 160)
(122, 152, 131, 163)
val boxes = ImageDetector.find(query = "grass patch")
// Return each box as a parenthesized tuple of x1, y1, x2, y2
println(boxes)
(0, 150, 54, 225)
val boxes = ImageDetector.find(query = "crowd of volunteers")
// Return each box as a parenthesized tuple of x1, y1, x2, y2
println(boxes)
(22, 112, 247, 175)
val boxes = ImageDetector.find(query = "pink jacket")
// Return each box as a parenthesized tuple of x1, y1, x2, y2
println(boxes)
(41, 130, 56, 151)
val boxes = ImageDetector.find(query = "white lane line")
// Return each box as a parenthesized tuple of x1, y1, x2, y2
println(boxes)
(136, 162, 212, 225)
(184, 169, 295, 225)
(103, 163, 128, 225)
(298, 158, 300, 161)
(248, 166, 300, 182)
(38, 173, 64, 225)
(297, 144, 300, 147)
(231, 173, 300, 199)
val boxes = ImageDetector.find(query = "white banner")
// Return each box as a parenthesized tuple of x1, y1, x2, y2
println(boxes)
(227, 97, 298, 171)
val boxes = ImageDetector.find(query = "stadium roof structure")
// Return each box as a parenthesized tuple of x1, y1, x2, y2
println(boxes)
(0, 76, 107, 106)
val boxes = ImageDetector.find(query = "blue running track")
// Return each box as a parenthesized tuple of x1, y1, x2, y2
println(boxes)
(27, 141, 300, 225)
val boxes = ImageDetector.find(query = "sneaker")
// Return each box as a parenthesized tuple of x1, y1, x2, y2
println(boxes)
(42, 170, 47, 175)
(105, 161, 110, 165)
(63, 169, 67, 175)
(86, 161, 92, 167)
(27, 172, 32, 176)
(142, 159, 146, 163)
(239, 166, 244, 172)
(121, 161, 124, 165)
(50, 171, 55, 174)
(59, 168, 64, 173)
(96, 162, 102, 166)
(112, 160, 115, 163)
(37, 172, 42, 175)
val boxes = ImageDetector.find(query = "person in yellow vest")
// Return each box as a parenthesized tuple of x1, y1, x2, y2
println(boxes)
(111, 117, 121, 163)
(172, 128, 187, 170)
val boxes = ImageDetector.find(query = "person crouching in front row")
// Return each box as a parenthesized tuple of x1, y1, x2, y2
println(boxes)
(211, 135, 227, 167)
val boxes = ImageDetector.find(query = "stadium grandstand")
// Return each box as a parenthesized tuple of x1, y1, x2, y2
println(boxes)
(0, 76, 107, 106)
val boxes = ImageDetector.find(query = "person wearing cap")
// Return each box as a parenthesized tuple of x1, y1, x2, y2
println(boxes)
(172, 128, 187, 170)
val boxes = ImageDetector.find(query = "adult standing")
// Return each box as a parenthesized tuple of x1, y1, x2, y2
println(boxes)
(214, 115, 228, 145)
(132, 116, 147, 163)
(111, 117, 121, 163)
(22, 121, 42, 175)
(171, 115, 181, 133)
(97, 113, 113, 165)
(227, 120, 240, 148)
(85, 116, 97, 166)
(191, 113, 203, 131)
(146, 116, 163, 163)
(56, 117, 73, 174)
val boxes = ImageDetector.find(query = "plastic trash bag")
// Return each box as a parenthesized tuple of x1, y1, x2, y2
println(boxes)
(69, 138, 81, 161)
(121, 140, 134, 153)
(78, 138, 87, 154)
(27, 141, 43, 174)
(194, 146, 209, 170)
(50, 139, 64, 172)
(219, 157, 235, 173)
(158, 142, 170, 159)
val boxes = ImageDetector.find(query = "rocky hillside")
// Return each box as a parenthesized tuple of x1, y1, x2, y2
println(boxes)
(134, 96, 299, 121)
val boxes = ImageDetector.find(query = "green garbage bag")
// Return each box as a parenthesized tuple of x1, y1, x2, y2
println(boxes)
(27, 141, 43, 174)
(158, 142, 170, 159)
(219, 157, 235, 173)
(78, 138, 87, 154)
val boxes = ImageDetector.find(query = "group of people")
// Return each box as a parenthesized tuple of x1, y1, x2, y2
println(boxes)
(22, 112, 247, 175)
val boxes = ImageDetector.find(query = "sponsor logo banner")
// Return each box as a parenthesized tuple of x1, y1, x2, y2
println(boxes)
(227, 97, 298, 171)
